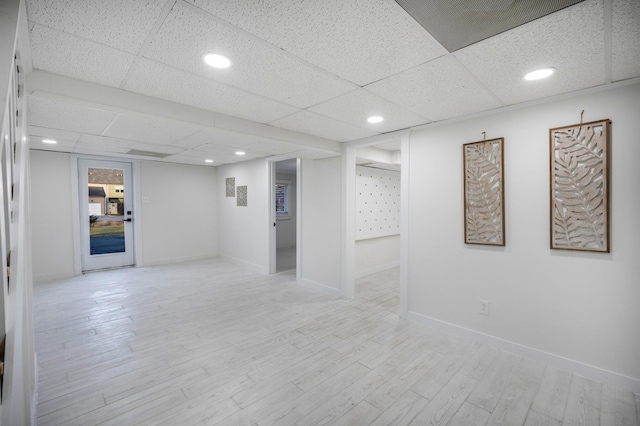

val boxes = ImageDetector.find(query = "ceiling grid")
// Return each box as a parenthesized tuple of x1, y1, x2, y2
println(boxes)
(23, 0, 640, 164)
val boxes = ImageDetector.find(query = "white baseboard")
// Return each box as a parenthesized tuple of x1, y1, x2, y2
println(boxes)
(31, 352, 38, 426)
(140, 253, 219, 268)
(36, 255, 222, 282)
(298, 278, 342, 298)
(405, 310, 640, 395)
(33, 270, 76, 282)
(355, 261, 400, 279)
(217, 254, 268, 274)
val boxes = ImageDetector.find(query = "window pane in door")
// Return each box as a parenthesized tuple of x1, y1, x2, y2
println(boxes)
(88, 168, 125, 255)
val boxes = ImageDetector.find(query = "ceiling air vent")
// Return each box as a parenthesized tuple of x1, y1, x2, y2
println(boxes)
(395, 0, 585, 52)
(125, 149, 170, 158)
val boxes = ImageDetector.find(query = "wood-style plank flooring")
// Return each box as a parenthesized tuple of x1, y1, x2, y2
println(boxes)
(276, 246, 296, 273)
(34, 258, 639, 425)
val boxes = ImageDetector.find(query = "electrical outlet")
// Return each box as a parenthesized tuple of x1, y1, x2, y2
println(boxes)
(479, 300, 490, 316)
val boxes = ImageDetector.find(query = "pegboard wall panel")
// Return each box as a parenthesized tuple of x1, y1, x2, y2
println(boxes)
(356, 166, 401, 240)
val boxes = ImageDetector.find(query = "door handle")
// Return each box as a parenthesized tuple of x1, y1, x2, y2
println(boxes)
(124, 218, 132, 222)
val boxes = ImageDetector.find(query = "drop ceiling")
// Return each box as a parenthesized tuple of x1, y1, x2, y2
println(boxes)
(23, 0, 640, 165)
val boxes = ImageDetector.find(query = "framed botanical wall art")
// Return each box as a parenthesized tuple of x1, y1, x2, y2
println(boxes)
(225, 177, 235, 197)
(549, 119, 610, 252)
(463, 138, 505, 246)
(237, 185, 248, 207)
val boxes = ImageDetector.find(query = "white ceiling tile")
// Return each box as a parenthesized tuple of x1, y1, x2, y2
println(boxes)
(308, 89, 430, 133)
(190, 143, 243, 155)
(165, 149, 244, 166)
(375, 140, 402, 151)
(29, 125, 80, 142)
(74, 143, 130, 155)
(241, 140, 299, 155)
(270, 110, 379, 142)
(73, 147, 130, 156)
(30, 135, 76, 149)
(28, 96, 117, 135)
(32, 145, 75, 155)
(366, 55, 503, 121)
(158, 154, 217, 167)
(454, 0, 606, 105)
(74, 148, 178, 162)
(25, 0, 635, 163)
(612, 0, 640, 82)
(165, 149, 217, 159)
(358, 162, 401, 172)
(160, 149, 229, 166)
(175, 128, 279, 149)
(124, 58, 299, 123)
(77, 134, 131, 149)
(78, 134, 184, 156)
(29, 24, 136, 87)
(144, 2, 358, 108)
(25, 0, 167, 53)
(185, 0, 447, 86)
(288, 150, 340, 160)
(171, 129, 226, 149)
(103, 114, 199, 145)
(194, 144, 262, 159)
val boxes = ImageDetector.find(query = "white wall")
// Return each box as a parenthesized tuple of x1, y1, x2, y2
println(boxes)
(1, 1, 36, 423)
(217, 158, 270, 272)
(354, 166, 401, 278)
(275, 171, 296, 249)
(30, 152, 219, 278)
(299, 156, 342, 295)
(355, 235, 400, 278)
(355, 166, 401, 240)
(138, 161, 217, 266)
(30, 151, 76, 280)
(405, 83, 640, 391)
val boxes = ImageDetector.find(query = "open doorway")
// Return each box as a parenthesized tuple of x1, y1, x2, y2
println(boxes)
(354, 148, 401, 280)
(353, 144, 401, 310)
(274, 159, 297, 273)
(344, 133, 408, 314)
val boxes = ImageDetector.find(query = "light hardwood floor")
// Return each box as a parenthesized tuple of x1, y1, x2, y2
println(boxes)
(34, 258, 639, 425)
(276, 246, 296, 273)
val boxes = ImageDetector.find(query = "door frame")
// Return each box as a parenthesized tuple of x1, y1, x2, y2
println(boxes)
(71, 155, 142, 275)
(343, 132, 409, 313)
(268, 157, 300, 275)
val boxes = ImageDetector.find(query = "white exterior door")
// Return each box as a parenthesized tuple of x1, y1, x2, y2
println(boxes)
(79, 159, 134, 271)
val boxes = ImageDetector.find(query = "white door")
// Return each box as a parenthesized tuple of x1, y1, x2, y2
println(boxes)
(79, 159, 134, 271)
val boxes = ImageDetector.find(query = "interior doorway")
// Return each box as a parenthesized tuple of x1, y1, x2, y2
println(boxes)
(345, 132, 408, 311)
(78, 159, 134, 271)
(273, 159, 298, 273)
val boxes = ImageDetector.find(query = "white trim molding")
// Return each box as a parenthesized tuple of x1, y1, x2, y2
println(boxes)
(298, 278, 342, 298)
(405, 310, 640, 395)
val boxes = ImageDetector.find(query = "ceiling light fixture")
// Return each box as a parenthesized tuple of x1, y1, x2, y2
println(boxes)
(235, 151, 245, 156)
(205, 159, 214, 163)
(524, 67, 556, 81)
(42, 139, 58, 144)
(203, 53, 231, 69)
(367, 116, 384, 123)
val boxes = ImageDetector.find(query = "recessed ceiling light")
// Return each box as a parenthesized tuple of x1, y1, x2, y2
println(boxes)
(235, 151, 245, 156)
(203, 53, 231, 69)
(524, 67, 556, 81)
(42, 139, 57, 144)
(367, 116, 384, 123)
(205, 159, 214, 163)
